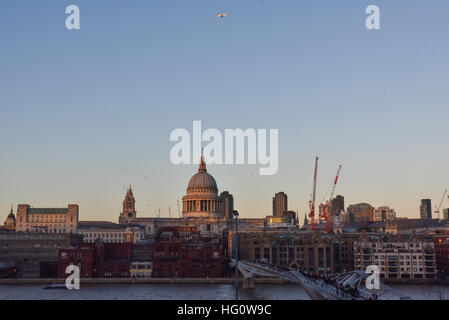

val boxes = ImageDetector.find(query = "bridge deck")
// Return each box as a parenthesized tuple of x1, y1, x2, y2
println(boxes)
(233, 260, 383, 300)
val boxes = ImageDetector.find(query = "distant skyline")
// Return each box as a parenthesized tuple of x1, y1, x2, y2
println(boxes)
(1, 1, 449, 222)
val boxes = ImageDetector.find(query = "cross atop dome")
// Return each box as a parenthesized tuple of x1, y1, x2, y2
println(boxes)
(199, 148, 207, 173)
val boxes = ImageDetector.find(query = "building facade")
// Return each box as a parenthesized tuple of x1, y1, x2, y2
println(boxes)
(420, 199, 432, 220)
(354, 233, 437, 280)
(1, 231, 83, 278)
(347, 203, 374, 223)
(330, 195, 345, 225)
(16, 204, 79, 234)
(272, 192, 288, 217)
(78, 221, 144, 244)
(58, 241, 133, 278)
(434, 235, 449, 276)
(152, 226, 223, 278)
(372, 206, 396, 222)
(219, 191, 234, 219)
(233, 230, 357, 275)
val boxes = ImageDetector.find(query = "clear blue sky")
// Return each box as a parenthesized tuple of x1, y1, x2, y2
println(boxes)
(1, 0, 448, 222)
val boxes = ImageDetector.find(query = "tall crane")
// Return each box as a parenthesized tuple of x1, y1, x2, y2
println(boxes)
(308, 157, 319, 231)
(321, 165, 342, 233)
(435, 189, 448, 220)
(177, 200, 182, 218)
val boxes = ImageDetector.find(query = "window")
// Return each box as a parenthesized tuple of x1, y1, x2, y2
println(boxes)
(254, 248, 260, 260)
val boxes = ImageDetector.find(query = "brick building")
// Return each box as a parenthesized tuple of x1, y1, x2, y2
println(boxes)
(152, 226, 223, 278)
(58, 241, 133, 278)
(58, 243, 96, 278)
(433, 235, 449, 276)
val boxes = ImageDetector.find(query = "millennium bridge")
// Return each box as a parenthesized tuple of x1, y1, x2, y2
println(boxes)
(231, 259, 411, 300)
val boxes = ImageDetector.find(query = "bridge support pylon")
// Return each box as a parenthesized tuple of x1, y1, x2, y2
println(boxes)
(242, 277, 255, 289)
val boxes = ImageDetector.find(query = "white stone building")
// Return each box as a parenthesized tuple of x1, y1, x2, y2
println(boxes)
(78, 221, 144, 244)
(372, 206, 396, 222)
(354, 232, 436, 280)
(15, 204, 79, 234)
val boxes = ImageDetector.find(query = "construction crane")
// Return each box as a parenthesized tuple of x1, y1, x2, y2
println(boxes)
(177, 200, 181, 218)
(435, 189, 448, 220)
(308, 157, 319, 231)
(168, 207, 172, 218)
(320, 165, 342, 233)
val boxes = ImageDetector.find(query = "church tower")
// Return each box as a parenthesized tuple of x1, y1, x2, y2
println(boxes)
(120, 186, 136, 223)
(4, 205, 16, 231)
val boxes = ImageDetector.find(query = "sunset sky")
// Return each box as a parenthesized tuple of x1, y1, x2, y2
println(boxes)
(1, 0, 448, 222)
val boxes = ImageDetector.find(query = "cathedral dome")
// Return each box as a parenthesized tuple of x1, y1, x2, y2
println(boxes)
(186, 152, 217, 191)
(187, 171, 217, 191)
(7, 206, 15, 220)
(182, 150, 224, 219)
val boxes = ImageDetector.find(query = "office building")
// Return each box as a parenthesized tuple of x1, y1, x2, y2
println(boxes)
(420, 199, 432, 220)
(272, 192, 288, 217)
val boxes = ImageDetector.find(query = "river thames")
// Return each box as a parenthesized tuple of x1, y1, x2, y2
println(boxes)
(0, 284, 447, 300)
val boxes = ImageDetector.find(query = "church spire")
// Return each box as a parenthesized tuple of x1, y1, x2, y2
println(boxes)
(121, 185, 136, 221)
(198, 148, 207, 173)
(126, 185, 133, 196)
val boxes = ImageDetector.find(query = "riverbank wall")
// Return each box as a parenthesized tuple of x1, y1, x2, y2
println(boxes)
(1, 277, 448, 285)
(383, 278, 449, 285)
(0, 277, 288, 285)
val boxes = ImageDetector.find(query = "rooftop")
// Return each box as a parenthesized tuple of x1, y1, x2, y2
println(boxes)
(28, 208, 68, 215)
(78, 221, 129, 230)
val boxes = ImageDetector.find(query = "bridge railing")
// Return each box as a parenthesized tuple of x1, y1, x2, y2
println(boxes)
(292, 273, 357, 300)
(238, 261, 375, 300)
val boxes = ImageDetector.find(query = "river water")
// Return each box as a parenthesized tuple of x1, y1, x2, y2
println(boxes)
(0, 284, 447, 300)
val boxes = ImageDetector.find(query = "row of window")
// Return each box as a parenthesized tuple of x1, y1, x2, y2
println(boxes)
(82, 232, 126, 239)
(22, 228, 73, 233)
(19, 216, 74, 223)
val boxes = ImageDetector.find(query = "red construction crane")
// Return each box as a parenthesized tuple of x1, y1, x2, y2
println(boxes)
(308, 157, 319, 231)
(321, 165, 342, 233)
